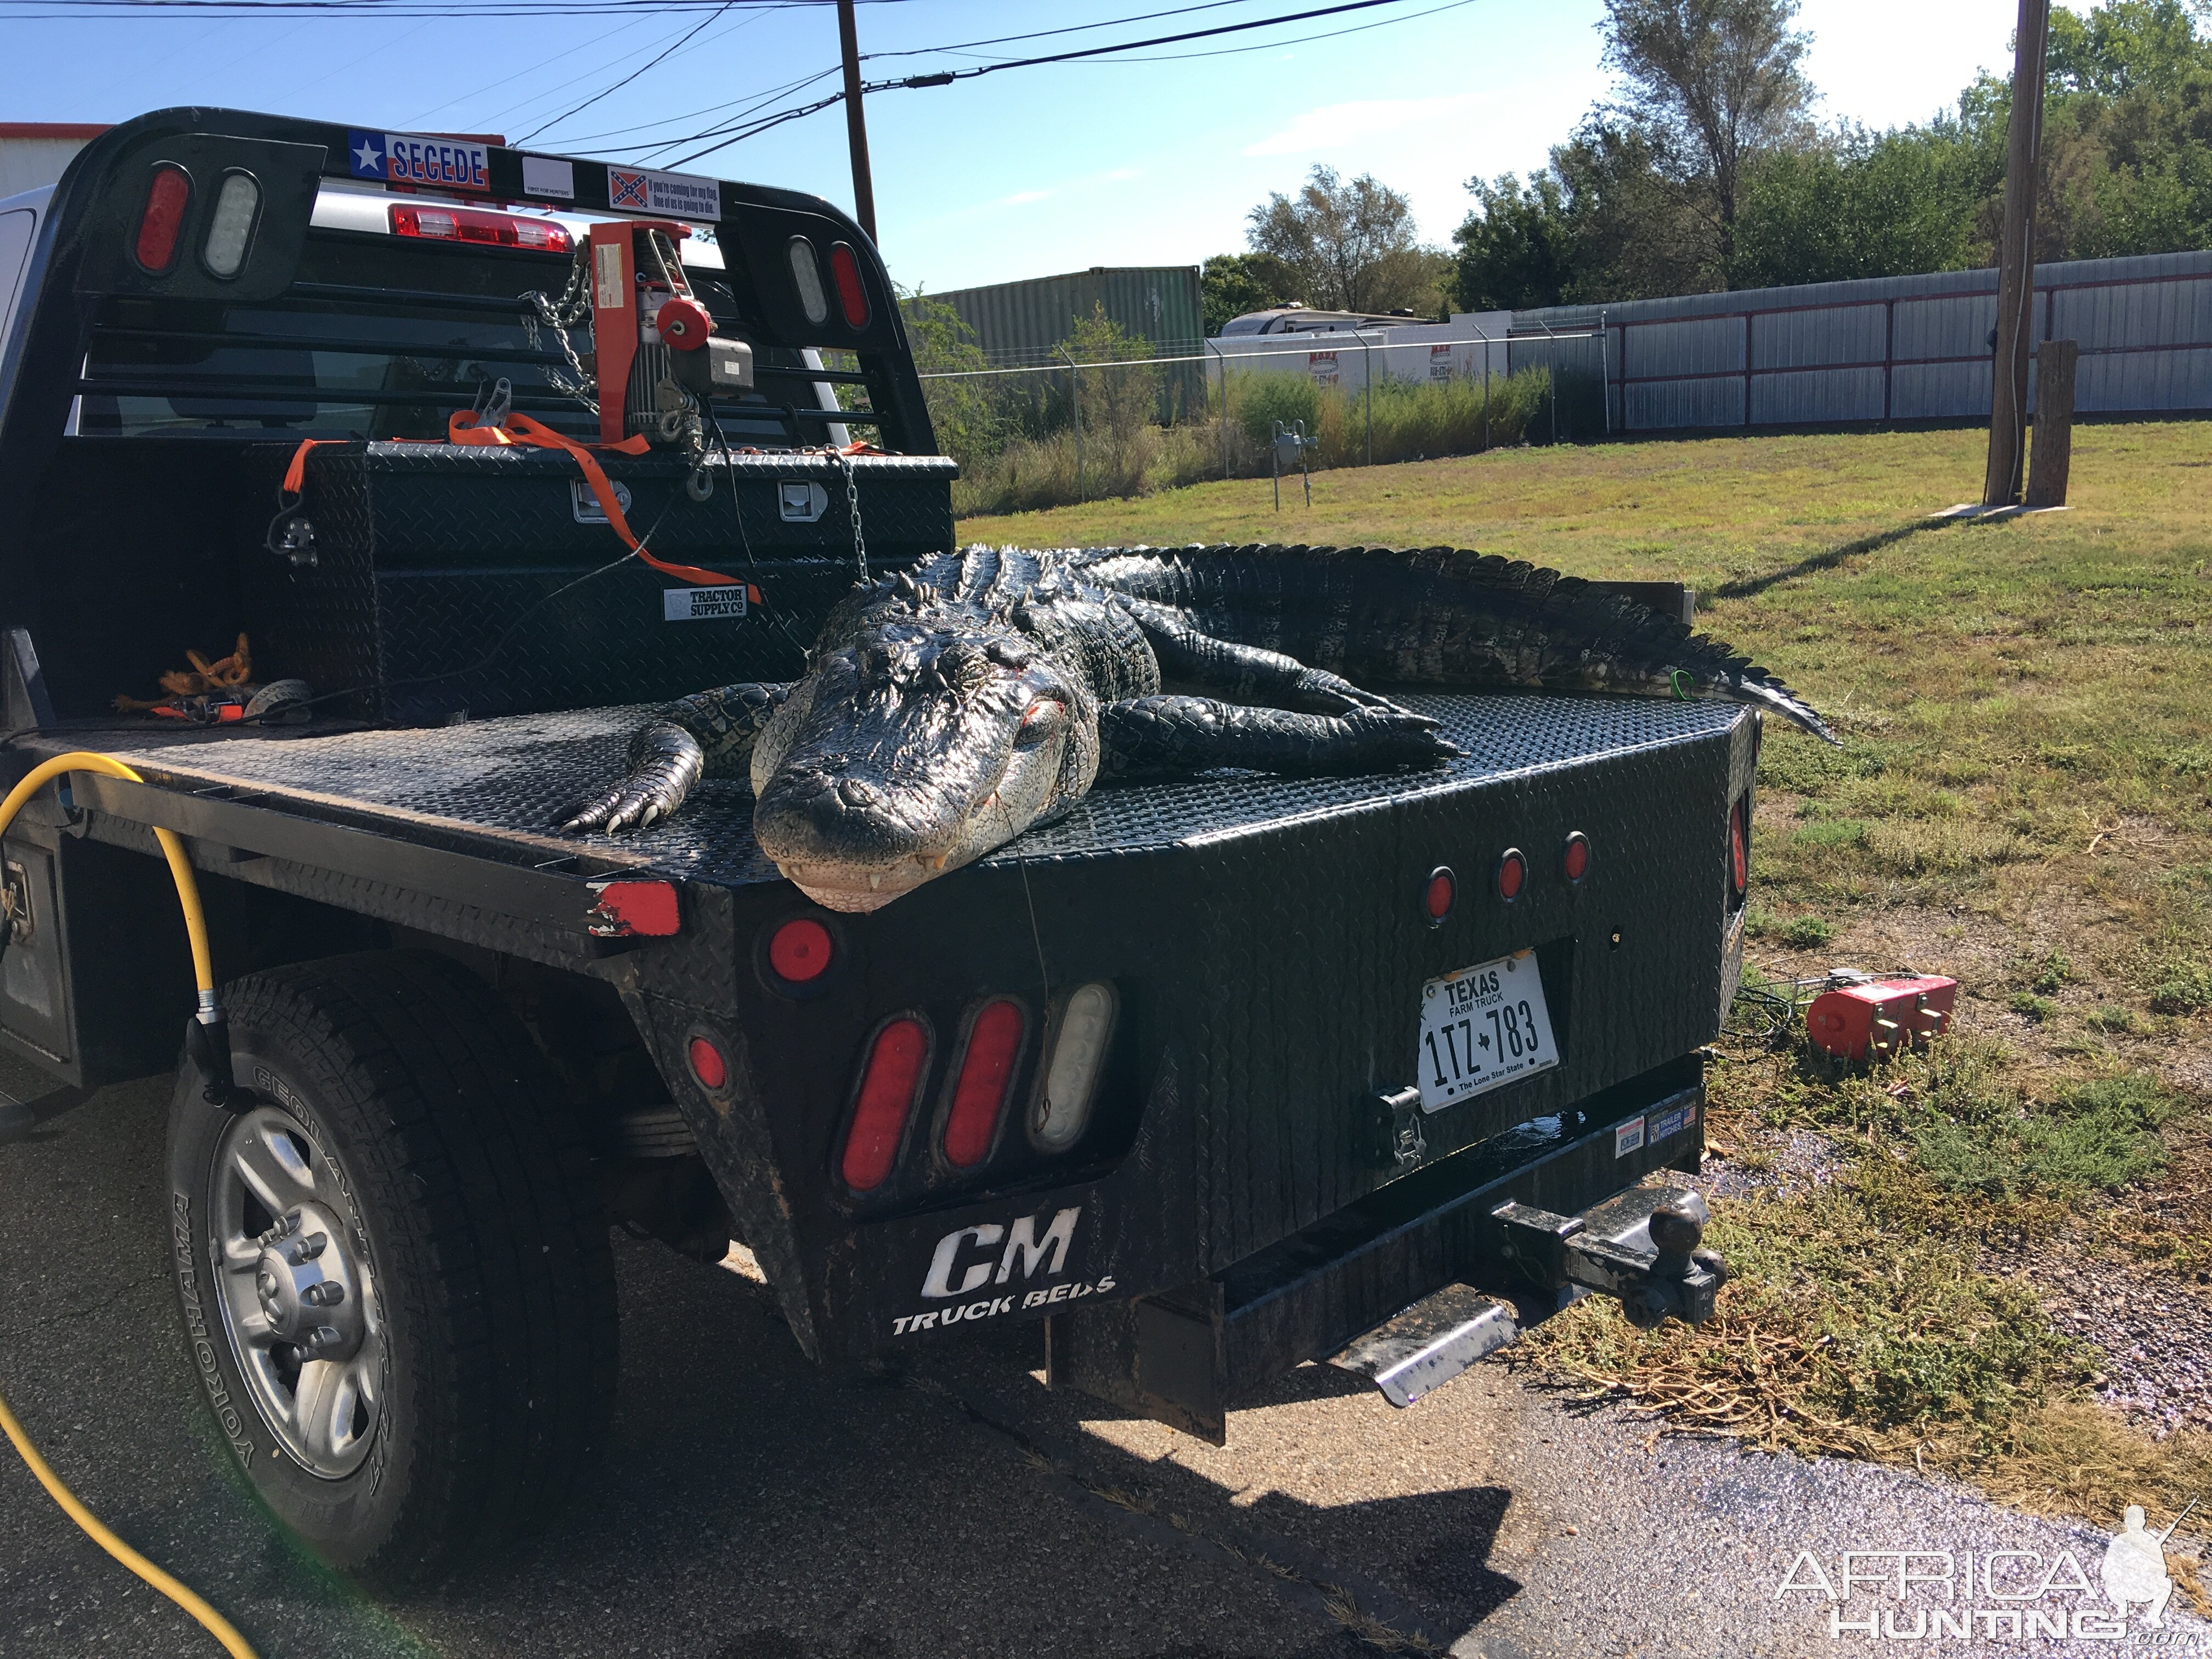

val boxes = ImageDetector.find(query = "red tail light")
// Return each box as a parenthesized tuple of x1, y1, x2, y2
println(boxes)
(842, 1016, 929, 1191)
(1561, 832, 1591, 883)
(1496, 848, 1527, 902)
(1729, 798, 1750, 902)
(135, 165, 191, 273)
(1422, 866, 1455, 926)
(828, 242, 870, 329)
(768, 918, 833, 983)
(389, 203, 572, 252)
(687, 1035, 727, 1092)
(943, 1000, 1025, 1169)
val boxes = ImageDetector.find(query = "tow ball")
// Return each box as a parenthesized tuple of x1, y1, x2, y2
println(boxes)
(1493, 1188, 1729, 1329)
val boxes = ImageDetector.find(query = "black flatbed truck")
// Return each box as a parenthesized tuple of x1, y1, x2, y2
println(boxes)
(0, 111, 1749, 1585)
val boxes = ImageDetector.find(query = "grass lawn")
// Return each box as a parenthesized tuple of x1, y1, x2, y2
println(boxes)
(967, 421, 2212, 1542)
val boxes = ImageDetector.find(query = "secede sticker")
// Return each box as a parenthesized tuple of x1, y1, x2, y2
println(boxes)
(348, 130, 489, 193)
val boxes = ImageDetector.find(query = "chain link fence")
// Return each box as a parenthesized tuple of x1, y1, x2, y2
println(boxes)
(895, 307, 1609, 518)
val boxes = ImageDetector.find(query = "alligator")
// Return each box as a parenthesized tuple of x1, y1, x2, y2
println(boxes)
(555, 543, 1835, 913)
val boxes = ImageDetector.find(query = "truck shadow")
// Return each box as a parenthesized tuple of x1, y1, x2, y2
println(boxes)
(454, 1238, 1527, 1655)
(0, 1070, 1525, 1659)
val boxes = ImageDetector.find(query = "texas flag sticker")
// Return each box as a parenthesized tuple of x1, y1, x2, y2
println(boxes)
(348, 131, 491, 193)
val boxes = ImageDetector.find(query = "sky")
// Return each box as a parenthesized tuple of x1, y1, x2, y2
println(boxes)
(7, 0, 2039, 291)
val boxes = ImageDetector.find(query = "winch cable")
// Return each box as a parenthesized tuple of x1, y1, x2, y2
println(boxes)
(0, 753, 261, 1659)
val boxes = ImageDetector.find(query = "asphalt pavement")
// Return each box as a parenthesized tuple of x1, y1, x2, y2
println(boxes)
(3, 1057, 2204, 1659)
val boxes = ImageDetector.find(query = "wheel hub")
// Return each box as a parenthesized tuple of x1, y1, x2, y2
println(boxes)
(208, 1104, 386, 1480)
(251, 1203, 363, 1362)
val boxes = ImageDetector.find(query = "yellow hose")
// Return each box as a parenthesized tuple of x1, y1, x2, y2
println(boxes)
(0, 752, 257, 1658)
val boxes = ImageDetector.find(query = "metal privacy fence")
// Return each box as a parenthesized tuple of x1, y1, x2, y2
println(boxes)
(1521, 249, 2212, 432)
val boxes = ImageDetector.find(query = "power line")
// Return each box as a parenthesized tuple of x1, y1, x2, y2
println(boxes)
(515, 0, 736, 142)
(657, 0, 1457, 168)
(507, 0, 1282, 157)
(398, 12, 681, 129)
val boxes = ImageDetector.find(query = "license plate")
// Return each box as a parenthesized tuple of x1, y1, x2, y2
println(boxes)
(1416, 951, 1559, 1112)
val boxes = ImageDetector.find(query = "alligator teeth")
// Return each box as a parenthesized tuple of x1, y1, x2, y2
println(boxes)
(868, 873, 882, 891)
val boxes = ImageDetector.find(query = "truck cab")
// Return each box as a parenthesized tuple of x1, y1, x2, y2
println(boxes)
(0, 110, 1745, 1587)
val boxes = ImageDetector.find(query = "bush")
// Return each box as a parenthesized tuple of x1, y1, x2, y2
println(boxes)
(1235, 373, 1321, 447)
(1780, 916, 1836, 949)
(2149, 960, 2212, 1015)
(1911, 1069, 2173, 1201)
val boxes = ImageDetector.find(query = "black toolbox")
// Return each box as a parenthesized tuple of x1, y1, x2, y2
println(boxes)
(244, 444, 957, 724)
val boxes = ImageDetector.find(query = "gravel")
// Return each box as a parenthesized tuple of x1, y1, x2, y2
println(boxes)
(2002, 1245, 2212, 1439)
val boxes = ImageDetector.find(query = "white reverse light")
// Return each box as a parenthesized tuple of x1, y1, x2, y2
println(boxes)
(787, 236, 828, 326)
(202, 171, 261, 279)
(1031, 981, 1116, 1153)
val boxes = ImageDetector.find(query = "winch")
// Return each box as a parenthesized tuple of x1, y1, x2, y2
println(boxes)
(573, 219, 755, 452)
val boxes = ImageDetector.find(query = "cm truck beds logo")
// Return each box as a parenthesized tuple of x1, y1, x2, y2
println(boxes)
(893, 1206, 1116, 1336)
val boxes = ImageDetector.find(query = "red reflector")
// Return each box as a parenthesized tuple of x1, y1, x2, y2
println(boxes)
(389, 202, 572, 253)
(1730, 800, 1750, 898)
(1497, 849, 1527, 901)
(768, 918, 833, 983)
(136, 165, 191, 273)
(687, 1035, 727, 1092)
(585, 879, 680, 937)
(828, 242, 870, 329)
(944, 1000, 1025, 1169)
(1562, 832, 1590, 883)
(1423, 867, 1454, 925)
(843, 1017, 929, 1191)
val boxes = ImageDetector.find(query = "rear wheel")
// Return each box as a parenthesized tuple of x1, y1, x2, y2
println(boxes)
(166, 949, 618, 1587)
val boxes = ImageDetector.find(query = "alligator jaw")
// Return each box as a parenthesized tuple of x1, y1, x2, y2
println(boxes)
(775, 855, 945, 915)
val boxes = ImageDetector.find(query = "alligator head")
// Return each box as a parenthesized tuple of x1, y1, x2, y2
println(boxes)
(751, 586, 1099, 913)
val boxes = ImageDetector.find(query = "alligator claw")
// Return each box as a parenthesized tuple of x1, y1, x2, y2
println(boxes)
(1342, 708, 1458, 766)
(1293, 668, 1401, 716)
(555, 724, 705, 837)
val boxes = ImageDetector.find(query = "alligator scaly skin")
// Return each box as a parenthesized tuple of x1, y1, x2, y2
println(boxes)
(557, 544, 1831, 912)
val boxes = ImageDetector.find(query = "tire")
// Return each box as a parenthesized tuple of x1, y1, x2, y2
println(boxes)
(166, 949, 618, 1588)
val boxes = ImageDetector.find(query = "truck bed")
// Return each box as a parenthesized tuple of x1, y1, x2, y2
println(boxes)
(22, 690, 1744, 896)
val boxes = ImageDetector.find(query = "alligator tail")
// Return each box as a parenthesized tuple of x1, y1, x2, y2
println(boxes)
(1075, 543, 1839, 746)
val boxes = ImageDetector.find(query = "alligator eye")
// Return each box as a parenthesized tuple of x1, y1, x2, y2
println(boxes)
(1015, 698, 1066, 748)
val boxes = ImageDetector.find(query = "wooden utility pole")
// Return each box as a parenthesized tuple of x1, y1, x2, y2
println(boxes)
(1983, 0, 2051, 507)
(836, 0, 878, 245)
(2025, 338, 2078, 507)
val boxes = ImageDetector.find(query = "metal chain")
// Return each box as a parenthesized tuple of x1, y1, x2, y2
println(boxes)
(520, 246, 598, 415)
(834, 447, 868, 583)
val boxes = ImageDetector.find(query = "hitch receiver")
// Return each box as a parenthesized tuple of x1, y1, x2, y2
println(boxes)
(1492, 1187, 1726, 1329)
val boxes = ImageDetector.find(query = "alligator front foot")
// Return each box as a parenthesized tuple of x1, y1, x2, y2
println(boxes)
(556, 723, 706, 834)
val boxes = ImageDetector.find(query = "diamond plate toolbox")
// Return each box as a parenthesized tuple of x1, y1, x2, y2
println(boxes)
(242, 443, 957, 723)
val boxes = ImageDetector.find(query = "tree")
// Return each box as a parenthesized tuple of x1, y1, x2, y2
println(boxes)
(1730, 127, 1985, 289)
(1600, 0, 1815, 280)
(1200, 251, 1300, 334)
(1453, 121, 1703, 310)
(1246, 167, 1442, 314)
(898, 288, 998, 465)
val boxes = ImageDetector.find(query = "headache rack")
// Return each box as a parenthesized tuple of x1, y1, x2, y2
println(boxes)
(75, 241, 878, 448)
(4, 108, 935, 464)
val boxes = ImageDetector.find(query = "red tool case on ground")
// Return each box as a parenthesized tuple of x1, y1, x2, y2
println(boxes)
(1805, 974, 1957, 1061)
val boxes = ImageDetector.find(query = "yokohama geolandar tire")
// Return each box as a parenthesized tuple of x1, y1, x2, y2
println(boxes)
(166, 950, 618, 1588)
